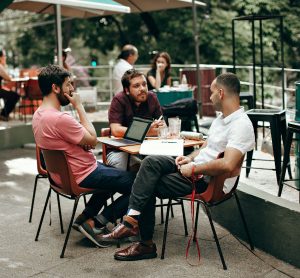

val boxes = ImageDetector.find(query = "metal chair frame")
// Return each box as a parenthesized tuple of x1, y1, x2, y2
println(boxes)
(161, 154, 254, 270)
(35, 149, 114, 258)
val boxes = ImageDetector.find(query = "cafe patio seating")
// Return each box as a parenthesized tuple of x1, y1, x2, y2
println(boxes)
(161, 153, 254, 270)
(35, 149, 115, 258)
(100, 127, 188, 227)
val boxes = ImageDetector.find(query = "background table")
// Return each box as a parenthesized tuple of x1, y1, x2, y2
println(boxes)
(155, 90, 193, 106)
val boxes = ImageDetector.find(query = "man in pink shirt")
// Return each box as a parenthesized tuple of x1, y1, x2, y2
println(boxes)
(32, 65, 135, 247)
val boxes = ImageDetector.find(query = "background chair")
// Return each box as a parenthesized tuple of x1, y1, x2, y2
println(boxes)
(29, 145, 63, 227)
(161, 153, 254, 270)
(245, 109, 292, 185)
(278, 121, 300, 201)
(162, 98, 199, 133)
(35, 149, 114, 258)
(100, 127, 188, 227)
(19, 79, 43, 123)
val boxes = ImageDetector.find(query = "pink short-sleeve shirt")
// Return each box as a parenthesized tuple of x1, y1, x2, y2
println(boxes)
(32, 107, 97, 184)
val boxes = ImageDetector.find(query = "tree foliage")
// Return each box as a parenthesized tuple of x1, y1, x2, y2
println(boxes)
(2, 0, 300, 69)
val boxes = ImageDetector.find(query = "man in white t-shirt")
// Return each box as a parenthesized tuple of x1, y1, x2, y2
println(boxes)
(112, 44, 138, 95)
(99, 72, 255, 261)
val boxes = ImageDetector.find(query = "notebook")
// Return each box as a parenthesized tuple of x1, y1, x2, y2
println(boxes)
(99, 117, 153, 147)
(139, 139, 184, 157)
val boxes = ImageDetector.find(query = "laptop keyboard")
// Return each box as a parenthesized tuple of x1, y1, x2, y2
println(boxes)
(110, 138, 138, 145)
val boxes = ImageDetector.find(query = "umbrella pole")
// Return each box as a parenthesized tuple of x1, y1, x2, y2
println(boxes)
(192, 0, 202, 118)
(55, 4, 63, 67)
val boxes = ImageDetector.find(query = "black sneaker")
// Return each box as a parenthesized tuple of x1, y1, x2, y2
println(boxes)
(72, 213, 89, 232)
(79, 219, 111, 248)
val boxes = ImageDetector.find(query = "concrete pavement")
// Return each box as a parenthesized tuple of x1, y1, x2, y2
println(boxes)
(0, 147, 299, 277)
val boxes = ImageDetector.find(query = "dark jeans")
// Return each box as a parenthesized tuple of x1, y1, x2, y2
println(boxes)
(0, 88, 20, 117)
(129, 156, 208, 241)
(80, 161, 136, 223)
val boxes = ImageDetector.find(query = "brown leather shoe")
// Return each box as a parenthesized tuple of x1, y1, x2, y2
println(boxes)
(114, 242, 157, 261)
(100, 223, 139, 243)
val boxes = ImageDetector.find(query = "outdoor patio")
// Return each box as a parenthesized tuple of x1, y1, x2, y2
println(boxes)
(0, 110, 299, 277)
(0, 146, 299, 278)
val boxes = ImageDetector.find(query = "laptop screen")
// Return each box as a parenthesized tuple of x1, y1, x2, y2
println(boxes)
(124, 117, 152, 142)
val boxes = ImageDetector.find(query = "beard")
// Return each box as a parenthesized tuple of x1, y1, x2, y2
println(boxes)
(57, 88, 70, 106)
(130, 91, 148, 103)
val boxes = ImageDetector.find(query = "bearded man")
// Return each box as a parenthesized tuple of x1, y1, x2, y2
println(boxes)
(32, 65, 135, 248)
(107, 68, 163, 171)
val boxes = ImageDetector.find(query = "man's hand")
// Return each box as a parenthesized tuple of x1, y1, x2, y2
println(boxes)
(175, 155, 192, 167)
(179, 162, 193, 177)
(148, 119, 165, 136)
(80, 144, 95, 151)
(64, 92, 81, 108)
(151, 119, 164, 129)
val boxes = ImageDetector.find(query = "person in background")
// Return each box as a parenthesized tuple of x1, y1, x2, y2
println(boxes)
(107, 69, 163, 171)
(147, 52, 171, 91)
(0, 49, 20, 121)
(62, 47, 72, 72)
(112, 44, 138, 95)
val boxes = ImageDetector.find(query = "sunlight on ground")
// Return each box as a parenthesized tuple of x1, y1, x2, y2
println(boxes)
(0, 258, 24, 268)
(0, 181, 17, 188)
(5, 157, 36, 176)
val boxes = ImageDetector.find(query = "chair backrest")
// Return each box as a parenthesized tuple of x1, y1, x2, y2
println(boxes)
(101, 127, 111, 164)
(41, 149, 93, 197)
(198, 152, 244, 203)
(36, 145, 47, 176)
(25, 79, 43, 101)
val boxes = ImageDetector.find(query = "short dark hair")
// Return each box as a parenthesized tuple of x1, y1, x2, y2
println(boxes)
(0, 49, 5, 57)
(121, 69, 145, 92)
(38, 64, 71, 97)
(215, 72, 240, 96)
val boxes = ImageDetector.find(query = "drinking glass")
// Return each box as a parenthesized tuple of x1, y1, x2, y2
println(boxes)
(158, 126, 169, 139)
(168, 117, 181, 139)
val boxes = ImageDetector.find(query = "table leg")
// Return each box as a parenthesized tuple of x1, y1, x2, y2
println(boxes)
(126, 153, 131, 171)
(270, 117, 282, 185)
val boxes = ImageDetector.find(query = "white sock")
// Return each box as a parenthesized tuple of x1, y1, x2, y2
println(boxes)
(127, 209, 141, 216)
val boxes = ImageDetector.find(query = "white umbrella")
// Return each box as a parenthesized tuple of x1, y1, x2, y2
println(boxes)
(7, 0, 130, 66)
(114, 0, 206, 12)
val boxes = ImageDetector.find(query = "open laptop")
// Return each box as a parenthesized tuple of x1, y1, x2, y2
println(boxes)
(99, 117, 153, 147)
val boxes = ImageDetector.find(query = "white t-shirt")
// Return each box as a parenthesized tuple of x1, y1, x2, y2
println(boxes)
(112, 59, 132, 95)
(194, 107, 255, 193)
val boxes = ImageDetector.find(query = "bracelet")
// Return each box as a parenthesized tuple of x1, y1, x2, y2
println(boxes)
(191, 162, 196, 176)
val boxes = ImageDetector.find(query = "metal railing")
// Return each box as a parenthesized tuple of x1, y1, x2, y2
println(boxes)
(71, 63, 300, 113)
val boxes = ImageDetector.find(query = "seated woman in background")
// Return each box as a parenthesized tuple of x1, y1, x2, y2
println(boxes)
(0, 49, 20, 121)
(147, 52, 171, 90)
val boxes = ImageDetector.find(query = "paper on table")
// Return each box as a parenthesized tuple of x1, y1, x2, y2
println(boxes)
(139, 139, 184, 156)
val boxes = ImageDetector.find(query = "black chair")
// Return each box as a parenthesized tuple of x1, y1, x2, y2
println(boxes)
(162, 98, 199, 133)
(245, 109, 291, 185)
(240, 92, 254, 110)
(278, 121, 300, 200)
